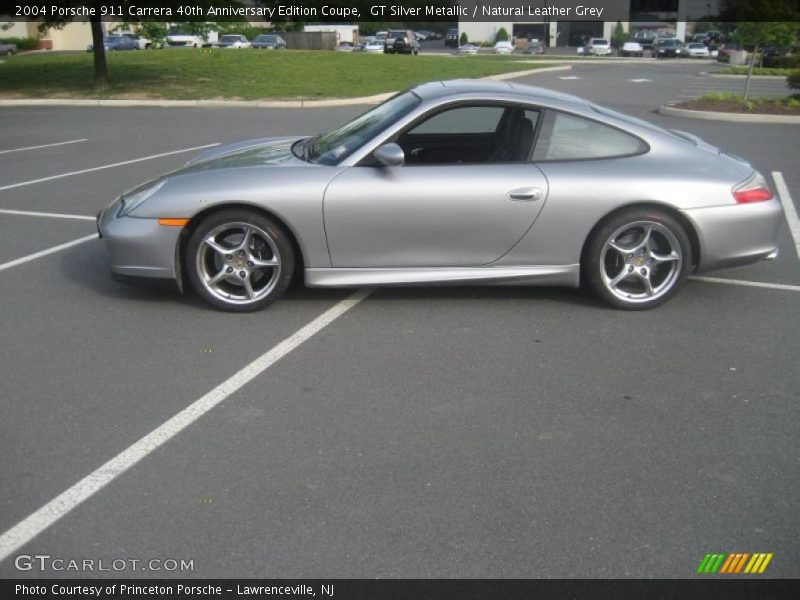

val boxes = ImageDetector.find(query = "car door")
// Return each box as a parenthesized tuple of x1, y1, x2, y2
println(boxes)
(323, 103, 549, 268)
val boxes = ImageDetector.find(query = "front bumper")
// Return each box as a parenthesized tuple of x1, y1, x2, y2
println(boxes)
(97, 200, 182, 280)
(682, 198, 783, 272)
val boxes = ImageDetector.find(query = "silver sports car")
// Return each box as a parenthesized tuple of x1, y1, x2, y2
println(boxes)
(97, 80, 782, 311)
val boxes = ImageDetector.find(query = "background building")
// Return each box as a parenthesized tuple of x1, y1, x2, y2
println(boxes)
(459, 0, 721, 46)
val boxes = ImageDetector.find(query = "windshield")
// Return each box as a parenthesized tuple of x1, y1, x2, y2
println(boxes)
(221, 36, 241, 42)
(306, 92, 420, 165)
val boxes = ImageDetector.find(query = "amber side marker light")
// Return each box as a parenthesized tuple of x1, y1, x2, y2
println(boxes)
(157, 218, 190, 227)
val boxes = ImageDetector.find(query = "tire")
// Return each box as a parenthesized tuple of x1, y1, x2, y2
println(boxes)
(185, 209, 295, 312)
(583, 208, 692, 310)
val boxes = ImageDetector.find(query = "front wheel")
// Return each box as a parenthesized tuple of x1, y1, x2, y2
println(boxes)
(583, 209, 692, 310)
(185, 210, 295, 312)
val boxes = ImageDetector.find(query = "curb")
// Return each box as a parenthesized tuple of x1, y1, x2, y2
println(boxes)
(0, 65, 572, 109)
(658, 104, 800, 124)
(704, 72, 788, 81)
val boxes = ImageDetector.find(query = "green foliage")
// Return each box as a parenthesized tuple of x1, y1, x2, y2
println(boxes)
(788, 70, 800, 91)
(460, 32, 468, 46)
(496, 28, 509, 42)
(732, 22, 797, 51)
(0, 36, 39, 51)
(718, 66, 795, 76)
(768, 54, 800, 69)
(719, 0, 800, 22)
(611, 22, 627, 49)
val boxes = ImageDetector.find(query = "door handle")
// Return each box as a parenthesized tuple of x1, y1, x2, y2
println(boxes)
(507, 187, 543, 202)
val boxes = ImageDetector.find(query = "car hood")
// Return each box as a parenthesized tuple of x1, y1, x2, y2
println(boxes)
(179, 136, 309, 172)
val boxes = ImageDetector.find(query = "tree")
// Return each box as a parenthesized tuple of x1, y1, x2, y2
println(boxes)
(733, 22, 797, 100)
(611, 22, 627, 49)
(33, 0, 243, 92)
(496, 27, 509, 42)
(459, 32, 468, 46)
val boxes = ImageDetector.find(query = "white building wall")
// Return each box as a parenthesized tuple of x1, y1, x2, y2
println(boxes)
(458, 21, 511, 44)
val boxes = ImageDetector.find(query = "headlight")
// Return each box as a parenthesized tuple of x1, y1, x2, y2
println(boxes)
(118, 179, 166, 216)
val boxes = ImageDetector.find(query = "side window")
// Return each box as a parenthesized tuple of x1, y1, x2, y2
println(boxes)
(532, 111, 646, 161)
(396, 105, 540, 165)
(410, 106, 505, 135)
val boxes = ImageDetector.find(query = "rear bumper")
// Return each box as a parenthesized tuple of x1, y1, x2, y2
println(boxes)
(682, 199, 783, 272)
(97, 201, 181, 280)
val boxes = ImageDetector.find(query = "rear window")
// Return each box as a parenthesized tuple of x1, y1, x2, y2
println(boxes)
(533, 111, 647, 161)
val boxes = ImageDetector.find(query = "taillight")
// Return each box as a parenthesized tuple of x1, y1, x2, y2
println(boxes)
(733, 173, 773, 204)
(733, 187, 773, 203)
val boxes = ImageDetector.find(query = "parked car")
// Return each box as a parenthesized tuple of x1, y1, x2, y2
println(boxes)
(457, 44, 479, 55)
(654, 38, 681, 58)
(97, 79, 781, 312)
(0, 41, 17, 55)
(445, 28, 459, 47)
(493, 40, 514, 55)
(633, 30, 658, 51)
(363, 39, 384, 53)
(116, 31, 159, 50)
(585, 38, 612, 56)
(684, 42, 710, 58)
(761, 47, 794, 67)
(620, 41, 644, 57)
(415, 30, 431, 41)
(716, 41, 741, 62)
(336, 42, 355, 52)
(384, 29, 419, 55)
(87, 36, 138, 52)
(251, 34, 286, 50)
(522, 40, 544, 55)
(218, 35, 250, 49)
(166, 31, 202, 48)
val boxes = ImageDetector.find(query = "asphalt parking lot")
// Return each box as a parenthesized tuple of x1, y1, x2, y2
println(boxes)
(1, 60, 798, 579)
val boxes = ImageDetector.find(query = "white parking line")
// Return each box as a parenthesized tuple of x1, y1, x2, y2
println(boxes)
(628, 78, 652, 82)
(0, 143, 220, 192)
(0, 208, 95, 221)
(772, 171, 800, 260)
(690, 276, 800, 292)
(0, 234, 98, 273)
(0, 287, 372, 563)
(0, 138, 88, 155)
(558, 76, 582, 80)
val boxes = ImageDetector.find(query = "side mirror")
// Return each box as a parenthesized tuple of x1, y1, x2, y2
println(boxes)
(373, 143, 405, 167)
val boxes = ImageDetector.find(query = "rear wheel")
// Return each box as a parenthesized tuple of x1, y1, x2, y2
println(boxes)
(185, 209, 294, 312)
(584, 209, 692, 310)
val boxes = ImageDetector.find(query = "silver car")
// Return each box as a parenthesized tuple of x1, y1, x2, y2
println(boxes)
(97, 80, 782, 312)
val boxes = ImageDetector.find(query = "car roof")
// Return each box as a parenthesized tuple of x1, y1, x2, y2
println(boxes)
(411, 80, 589, 108)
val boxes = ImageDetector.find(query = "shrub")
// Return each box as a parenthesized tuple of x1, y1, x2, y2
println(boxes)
(496, 28, 509, 42)
(459, 32, 468, 46)
(0, 36, 38, 51)
(788, 69, 800, 91)
(767, 54, 800, 69)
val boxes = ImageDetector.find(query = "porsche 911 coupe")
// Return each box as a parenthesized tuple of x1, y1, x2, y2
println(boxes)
(97, 80, 782, 311)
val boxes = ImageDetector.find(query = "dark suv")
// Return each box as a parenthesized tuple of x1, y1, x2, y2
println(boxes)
(445, 28, 459, 48)
(384, 29, 419, 55)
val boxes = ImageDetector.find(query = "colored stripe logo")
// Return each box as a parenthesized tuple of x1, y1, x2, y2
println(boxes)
(697, 553, 773, 574)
